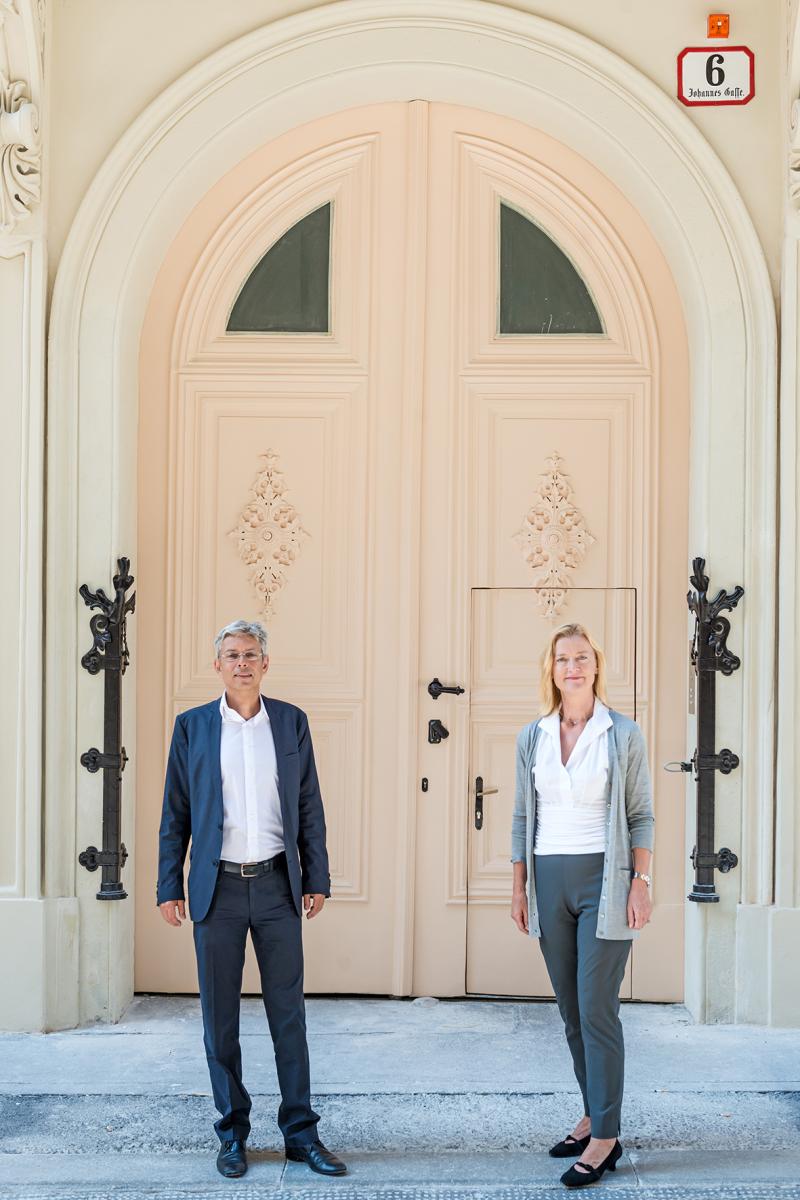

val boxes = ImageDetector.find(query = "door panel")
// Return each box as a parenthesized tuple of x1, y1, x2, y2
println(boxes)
(413, 104, 687, 1001)
(137, 104, 419, 994)
(466, 587, 635, 997)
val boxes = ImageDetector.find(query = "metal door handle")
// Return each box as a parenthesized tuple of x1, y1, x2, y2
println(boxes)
(428, 677, 465, 700)
(474, 775, 498, 830)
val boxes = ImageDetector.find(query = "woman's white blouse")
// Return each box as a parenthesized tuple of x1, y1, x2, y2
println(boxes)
(533, 699, 612, 855)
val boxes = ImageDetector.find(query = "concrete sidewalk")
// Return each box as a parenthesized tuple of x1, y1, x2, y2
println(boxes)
(1, 996, 799, 1199)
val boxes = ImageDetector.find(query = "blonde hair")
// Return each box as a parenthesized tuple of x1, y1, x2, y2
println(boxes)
(539, 622, 609, 716)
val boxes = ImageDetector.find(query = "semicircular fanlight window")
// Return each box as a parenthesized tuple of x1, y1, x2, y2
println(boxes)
(227, 202, 331, 333)
(499, 202, 603, 335)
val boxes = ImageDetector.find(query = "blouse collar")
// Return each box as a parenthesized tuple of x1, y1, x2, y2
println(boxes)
(542, 697, 612, 743)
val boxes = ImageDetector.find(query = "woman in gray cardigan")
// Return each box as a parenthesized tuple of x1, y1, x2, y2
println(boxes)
(511, 622, 654, 1189)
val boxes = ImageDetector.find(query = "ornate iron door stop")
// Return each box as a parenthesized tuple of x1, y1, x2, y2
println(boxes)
(665, 558, 743, 903)
(77, 558, 136, 900)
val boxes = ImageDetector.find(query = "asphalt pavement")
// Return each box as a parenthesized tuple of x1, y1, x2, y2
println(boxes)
(1, 996, 799, 1199)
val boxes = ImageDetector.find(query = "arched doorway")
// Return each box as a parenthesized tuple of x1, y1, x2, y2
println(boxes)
(136, 101, 688, 1000)
(47, 2, 775, 1023)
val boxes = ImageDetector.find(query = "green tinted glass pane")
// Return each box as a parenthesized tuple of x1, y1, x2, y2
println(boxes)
(227, 203, 331, 333)
(499, 203, 603, 335)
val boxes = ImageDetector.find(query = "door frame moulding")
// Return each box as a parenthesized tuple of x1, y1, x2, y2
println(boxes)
(47, 0, 776, 1021)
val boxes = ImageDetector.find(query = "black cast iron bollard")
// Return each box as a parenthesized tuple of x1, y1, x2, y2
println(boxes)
(77, 557, 136, 900)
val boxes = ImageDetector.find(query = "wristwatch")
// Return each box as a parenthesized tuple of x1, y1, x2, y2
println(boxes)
(631, 870, 651, 887)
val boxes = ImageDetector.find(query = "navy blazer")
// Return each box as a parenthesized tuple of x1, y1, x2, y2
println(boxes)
(156, 696, 331, 922)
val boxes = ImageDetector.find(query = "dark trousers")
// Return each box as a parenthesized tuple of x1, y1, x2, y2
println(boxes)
(193, 857, 319, 1146)
(534, 853, 631, 1139)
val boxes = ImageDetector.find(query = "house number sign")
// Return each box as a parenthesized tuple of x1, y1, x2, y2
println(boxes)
(677, 46, 755, 106)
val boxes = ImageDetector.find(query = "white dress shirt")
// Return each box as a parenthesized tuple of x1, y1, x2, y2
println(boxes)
(219, 694, 284, 863)
(533, 699, 612, 855)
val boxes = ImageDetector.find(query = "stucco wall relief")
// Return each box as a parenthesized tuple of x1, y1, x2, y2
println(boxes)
(790, 99, 800, 208)
(0, 0, 40, 234)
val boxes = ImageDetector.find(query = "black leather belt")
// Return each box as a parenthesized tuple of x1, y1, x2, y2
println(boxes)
(220, 852, 286, 878)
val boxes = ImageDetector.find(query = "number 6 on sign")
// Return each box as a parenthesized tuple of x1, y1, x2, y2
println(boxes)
(677, 46, 755, 106)
(705, 54, 725, 87)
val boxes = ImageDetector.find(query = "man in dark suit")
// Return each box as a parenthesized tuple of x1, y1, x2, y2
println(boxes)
(157, 619, 346, 1179)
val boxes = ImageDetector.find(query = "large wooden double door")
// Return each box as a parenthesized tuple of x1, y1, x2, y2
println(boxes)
(136, 102, 688, 1000)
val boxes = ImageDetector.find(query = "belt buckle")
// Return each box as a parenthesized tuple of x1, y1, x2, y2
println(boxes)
(240, 862, 259, 878)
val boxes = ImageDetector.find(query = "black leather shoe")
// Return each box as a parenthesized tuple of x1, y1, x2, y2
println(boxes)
(549, 1133, 590, 1158)
(286, 1139, 347, 1176)
(561, 1140, 622, 1188)
(216, 1139, 247, 1178)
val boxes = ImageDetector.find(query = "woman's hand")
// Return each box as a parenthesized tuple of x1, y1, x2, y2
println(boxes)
(511, 889, 529, 934)
(627, 878, 652, 930)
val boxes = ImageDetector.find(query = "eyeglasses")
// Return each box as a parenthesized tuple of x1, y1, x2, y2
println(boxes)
(219, 651, 263, 664)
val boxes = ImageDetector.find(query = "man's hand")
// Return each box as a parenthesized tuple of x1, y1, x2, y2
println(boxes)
(159, 899, 186, 927)
(303, 894, 326, 919)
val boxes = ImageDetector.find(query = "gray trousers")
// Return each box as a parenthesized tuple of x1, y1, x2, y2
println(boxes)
(534, 853, 631, 1139)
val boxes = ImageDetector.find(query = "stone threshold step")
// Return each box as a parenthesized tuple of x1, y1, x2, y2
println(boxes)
(2, 1092, 797, 1155)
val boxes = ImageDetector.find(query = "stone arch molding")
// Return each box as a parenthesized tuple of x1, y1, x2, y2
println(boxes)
(47, 0, 776, 1017)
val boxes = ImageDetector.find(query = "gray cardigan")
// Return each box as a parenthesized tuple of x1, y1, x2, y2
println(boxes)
(511, 710, 655, 940)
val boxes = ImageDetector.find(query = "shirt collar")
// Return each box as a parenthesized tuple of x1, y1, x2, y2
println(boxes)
(219, 693, 267, 726)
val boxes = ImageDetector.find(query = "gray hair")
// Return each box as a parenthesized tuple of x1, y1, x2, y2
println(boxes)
(214, 619, 269, 659)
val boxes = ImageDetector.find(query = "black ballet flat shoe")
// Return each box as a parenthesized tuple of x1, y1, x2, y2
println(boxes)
(216, 1138, 247, 1178)
(286, 1139, 347, 1176)
(560, 1140, 622, 1188)
(549, 1133, 591, 1158)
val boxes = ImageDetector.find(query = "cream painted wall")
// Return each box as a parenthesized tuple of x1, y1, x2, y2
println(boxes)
(48, 0, 782, 292)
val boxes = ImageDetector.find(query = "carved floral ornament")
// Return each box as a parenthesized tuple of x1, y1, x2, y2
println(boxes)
(230, 449, 309, 619)
(514, 452, 596, 620)
(790, 99, 800, 209)
(0, 0, 41, 234)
